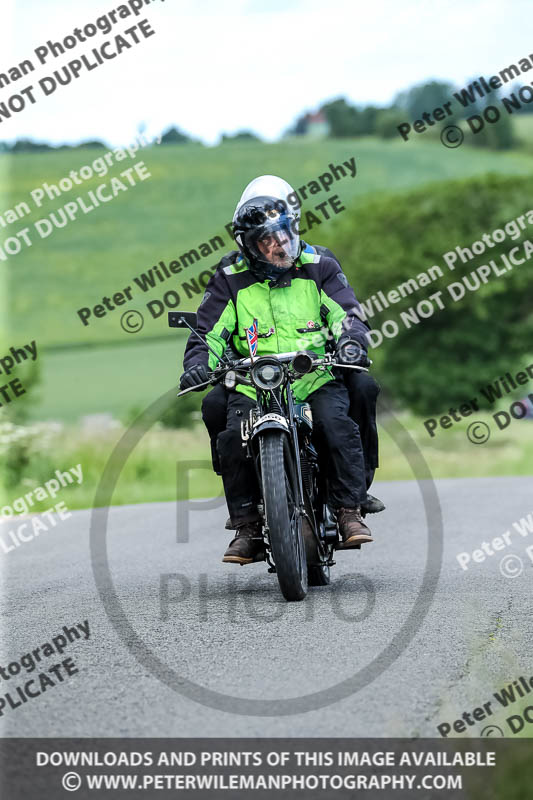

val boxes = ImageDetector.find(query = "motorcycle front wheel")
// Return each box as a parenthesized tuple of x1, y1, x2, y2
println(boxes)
(260, 430, 308, 602)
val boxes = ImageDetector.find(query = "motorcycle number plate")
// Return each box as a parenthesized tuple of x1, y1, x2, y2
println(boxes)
(253, 413, 288, 429)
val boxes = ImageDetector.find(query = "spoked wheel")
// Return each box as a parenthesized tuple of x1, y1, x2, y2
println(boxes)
(260, 431, 307, 602)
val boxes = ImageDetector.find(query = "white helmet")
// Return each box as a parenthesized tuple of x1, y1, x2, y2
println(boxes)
(233, 175, 300, 223)
(232, 175, 301, 280)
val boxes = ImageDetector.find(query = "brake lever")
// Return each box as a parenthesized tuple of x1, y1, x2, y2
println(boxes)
(177, 368, 221, 396)
(177, 378, 214, 397)
(329, 361, 371, 372)
(177, 364, 251, 396)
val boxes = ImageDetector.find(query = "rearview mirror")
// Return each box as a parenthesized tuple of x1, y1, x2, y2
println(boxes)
(168, 311, 198, 329)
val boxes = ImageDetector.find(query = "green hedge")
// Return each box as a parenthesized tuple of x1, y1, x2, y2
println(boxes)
(321, 173, 533, 414)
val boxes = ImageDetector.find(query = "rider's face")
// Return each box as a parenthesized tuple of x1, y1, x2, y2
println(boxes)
(257, 231, 292, 266)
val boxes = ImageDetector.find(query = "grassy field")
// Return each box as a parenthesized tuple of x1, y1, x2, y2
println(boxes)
(1, 136, 532, 427)
(3, 136, 533, 351)
(514, 114, 533, 152)
(35, 337, 185, 423)
(1, 406, 530, 514)
(0, 135, 531, 510)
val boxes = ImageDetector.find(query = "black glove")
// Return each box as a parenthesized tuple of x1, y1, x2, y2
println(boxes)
(335, 336, 370, 367)
(179, 363, 209, 391)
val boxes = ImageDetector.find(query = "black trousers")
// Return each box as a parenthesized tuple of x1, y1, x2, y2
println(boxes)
(343, 370, 380, 488)
(211, 381, 367, 526)
(202, 371, 380, 489)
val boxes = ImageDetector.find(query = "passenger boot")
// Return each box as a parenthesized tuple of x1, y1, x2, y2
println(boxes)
(337, 507, 373, 548)
(222, 522, 265, 565)
(361, 494, 386, 515)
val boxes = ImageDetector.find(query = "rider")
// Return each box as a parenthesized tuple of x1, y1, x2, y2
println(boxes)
(199, 177, 383, 514)
(180, 175, 374, 564)
(201, 278, 383, 514)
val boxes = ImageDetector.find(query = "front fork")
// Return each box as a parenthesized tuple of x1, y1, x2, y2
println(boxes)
(241, 394, 336, 567)
(240, 391, 308, 569)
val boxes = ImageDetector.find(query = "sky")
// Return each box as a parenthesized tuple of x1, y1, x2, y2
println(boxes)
(0, 0, 531, 147)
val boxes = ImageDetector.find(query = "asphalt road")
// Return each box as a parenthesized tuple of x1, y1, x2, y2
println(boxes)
(1, 476, 532, 737)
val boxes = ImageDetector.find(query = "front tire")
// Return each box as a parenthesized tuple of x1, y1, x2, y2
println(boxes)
(260, 431, 307, 602)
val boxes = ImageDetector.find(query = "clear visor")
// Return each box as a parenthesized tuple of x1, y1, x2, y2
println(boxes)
(249, 219, 299, 267)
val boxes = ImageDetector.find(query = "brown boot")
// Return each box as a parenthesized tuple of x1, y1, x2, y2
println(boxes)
(222, 522, 265, 565)
(337, 507, 373, 548)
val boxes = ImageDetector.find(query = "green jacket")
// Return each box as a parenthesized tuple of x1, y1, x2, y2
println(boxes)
(183, 242, 369, 401)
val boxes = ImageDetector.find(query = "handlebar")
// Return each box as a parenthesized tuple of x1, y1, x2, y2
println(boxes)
(217, 350, 370, 372)
(220, 350, 314, 370)
(177, 350, 370, 397)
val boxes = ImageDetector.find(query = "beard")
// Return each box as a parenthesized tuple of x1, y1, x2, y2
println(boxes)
(269, 248, 292, 266)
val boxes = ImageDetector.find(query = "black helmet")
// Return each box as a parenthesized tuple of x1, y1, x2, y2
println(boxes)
(232, 195, 301, 281)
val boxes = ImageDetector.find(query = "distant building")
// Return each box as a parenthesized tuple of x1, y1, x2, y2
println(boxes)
(305, 111, 329, 139)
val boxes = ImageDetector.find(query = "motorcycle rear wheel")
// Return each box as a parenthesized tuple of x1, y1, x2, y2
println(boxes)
(302, 507, 331, 586)
(307, 562, 331, 586)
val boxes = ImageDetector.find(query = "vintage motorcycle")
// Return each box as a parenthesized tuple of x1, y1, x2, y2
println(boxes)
(171, 311, 369, 602)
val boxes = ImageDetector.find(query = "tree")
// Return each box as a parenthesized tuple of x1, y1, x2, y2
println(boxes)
(375, 108, 406, 138)
(160, 126, 193, 144)
(320, 97, 361, 137)
(395, 80, 456, 121)
(358, 105, 379, 135)
(319, 173, 533, 415)
(221, 130, 261, 142)
(9, 139, 53, 152)
(286, 112, 309, 136)
(468, 100, 515, 150)
(75, 139, 106, 149)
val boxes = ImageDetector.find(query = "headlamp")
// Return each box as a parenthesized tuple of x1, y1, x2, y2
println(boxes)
(250, 359, 284, 390)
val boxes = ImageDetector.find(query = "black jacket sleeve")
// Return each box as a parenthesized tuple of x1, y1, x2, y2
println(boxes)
(182, 260, 237, 371)
(319, 256, 370, 350)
